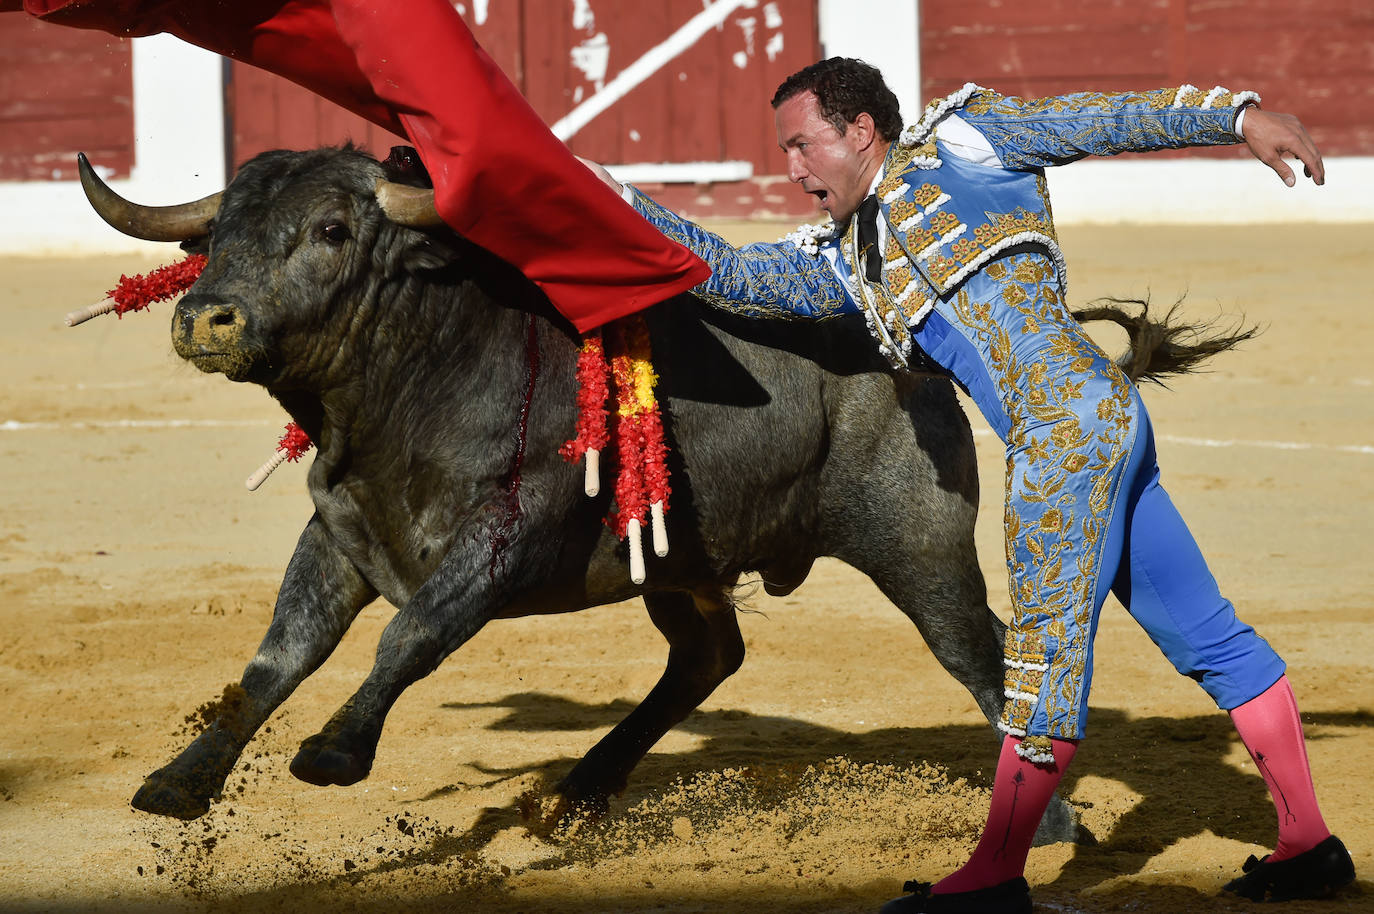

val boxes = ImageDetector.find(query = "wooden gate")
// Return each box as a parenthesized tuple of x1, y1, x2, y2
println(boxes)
(227, 0, 820, 217)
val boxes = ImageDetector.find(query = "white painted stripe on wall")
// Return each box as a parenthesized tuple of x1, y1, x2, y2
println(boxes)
(606, 160, 755, 184)
(550, 0, 758, 142)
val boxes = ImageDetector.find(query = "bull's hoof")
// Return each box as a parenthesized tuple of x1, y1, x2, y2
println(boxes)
(549, 775, 612, 821)
(551, 791, 611, 825)
(289, 734, 372, 787)
(131, 775, 213, 820)
(1032, 794, 1090, 846)
(519, 784, 611, 836)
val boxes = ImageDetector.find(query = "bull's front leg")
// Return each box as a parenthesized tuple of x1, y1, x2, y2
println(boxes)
(288, 517, 535, 788)
(132, 516, 376, 819)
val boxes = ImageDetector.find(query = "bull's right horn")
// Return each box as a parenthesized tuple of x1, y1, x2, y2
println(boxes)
(77, 153, 220, 242)
(375, 179, 444, 227)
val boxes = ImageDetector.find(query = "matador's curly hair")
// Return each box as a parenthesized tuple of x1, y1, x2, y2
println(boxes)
(771, 57, 904, 142)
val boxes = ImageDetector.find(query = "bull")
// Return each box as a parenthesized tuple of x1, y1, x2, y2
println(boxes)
(76, 145, 1233, 836)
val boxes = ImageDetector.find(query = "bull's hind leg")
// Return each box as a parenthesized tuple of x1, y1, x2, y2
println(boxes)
(864, 558, 1081, 845)
(857, 536, 1081, 845)
(866, 557, 1007, 727)
(827, 380, 1080, 844)
(550, 589, 744, 819)
(132, 517, 376, 819)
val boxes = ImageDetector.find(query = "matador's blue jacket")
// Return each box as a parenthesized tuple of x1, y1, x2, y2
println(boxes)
(628, 82, 1258, 368)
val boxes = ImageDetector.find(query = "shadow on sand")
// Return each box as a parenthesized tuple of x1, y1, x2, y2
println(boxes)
(32, 694, 1367, 914)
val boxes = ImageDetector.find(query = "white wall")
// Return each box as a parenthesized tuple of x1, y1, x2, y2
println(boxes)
(817, 0, 921, 125)
(1047, 156, 1374, 225)
(0, 34, 225, 256)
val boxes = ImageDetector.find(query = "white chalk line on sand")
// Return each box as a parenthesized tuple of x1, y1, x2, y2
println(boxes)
(1, 418, 272, 431)
(970, 427, 1374, 456)
(1223, 375, 1372, 388)
(4, 418, 1370, 456)
(9, 380, 170, 392)
(1159, 433, 1374, 456)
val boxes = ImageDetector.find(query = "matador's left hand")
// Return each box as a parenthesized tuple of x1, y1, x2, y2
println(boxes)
(1242, 108, 1325, 187)
(575, 156, 625, 195)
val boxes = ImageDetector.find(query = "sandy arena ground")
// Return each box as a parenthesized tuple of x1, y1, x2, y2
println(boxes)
(1, 221, 1371, 913)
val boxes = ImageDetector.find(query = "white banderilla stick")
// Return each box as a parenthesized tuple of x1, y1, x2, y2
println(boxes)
(650, 500, 668, 557)
(246, 449, 290, 491)
(584, 448, 601, 496)
(627, 518, 646, 585)
(64, 297, 118, 327)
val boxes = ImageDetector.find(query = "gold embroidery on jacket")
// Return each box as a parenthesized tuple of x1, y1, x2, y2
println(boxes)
(923, 208, 1058, 288)
(913, 182, 946, 208)
(1179, 87, 1208, 107)
(877, 141, 930, 202)
(964, 88, 1178, 117)
(890, 198, 921, 227)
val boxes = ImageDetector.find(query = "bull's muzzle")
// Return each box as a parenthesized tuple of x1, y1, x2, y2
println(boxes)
(172, 294, 251, 375)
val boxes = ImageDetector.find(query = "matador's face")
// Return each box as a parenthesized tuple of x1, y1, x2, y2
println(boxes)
(774, 90, 879, 224)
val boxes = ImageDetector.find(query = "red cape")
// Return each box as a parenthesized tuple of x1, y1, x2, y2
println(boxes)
(19, 0, 710, 332)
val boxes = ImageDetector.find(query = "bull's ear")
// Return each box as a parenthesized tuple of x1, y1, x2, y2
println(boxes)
(401, 233, 461, 274)
(180, 235, 210, 256)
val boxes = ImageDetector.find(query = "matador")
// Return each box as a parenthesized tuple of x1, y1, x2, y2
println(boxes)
(582, 57, 1355, 913)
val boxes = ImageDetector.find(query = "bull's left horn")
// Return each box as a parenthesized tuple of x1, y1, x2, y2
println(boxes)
(77, 153, 220, 242)
(375, 179, 444, 227)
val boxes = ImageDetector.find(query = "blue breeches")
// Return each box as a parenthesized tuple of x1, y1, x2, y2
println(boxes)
(913, 252, 1284, 741)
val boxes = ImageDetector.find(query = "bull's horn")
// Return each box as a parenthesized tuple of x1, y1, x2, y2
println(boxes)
(375, 179, 444, 227)
(77, 153, 220, 242)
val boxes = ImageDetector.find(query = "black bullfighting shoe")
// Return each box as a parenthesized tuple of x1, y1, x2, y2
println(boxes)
(878, 877, 1032, 914)
(1222, 834, 1356, 902)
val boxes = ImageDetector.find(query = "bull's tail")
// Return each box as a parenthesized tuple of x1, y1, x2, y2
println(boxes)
(1071, 297, 1260, 385)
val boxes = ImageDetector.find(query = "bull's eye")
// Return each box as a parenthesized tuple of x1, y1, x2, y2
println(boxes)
(319, 222, 352, 246)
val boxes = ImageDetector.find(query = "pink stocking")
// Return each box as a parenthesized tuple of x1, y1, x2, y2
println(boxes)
(934, 735, 1078, 894)
(1228, 675, 1330, 861)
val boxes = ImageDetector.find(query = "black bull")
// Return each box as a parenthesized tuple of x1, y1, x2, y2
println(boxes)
(80, 146, 1237, 835)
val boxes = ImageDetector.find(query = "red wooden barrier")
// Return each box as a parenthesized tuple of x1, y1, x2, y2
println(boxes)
(0, 15, 133, 181)
(920, 0, 1374, 158)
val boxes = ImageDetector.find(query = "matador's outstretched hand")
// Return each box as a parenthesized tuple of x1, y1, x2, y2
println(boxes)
(1242, 107, 1325, 187)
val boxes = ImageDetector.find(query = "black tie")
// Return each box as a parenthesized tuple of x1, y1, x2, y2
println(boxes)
(856, 194, 882, 283)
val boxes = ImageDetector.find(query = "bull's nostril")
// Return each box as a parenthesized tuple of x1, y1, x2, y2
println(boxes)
(210, 309, 237, 327)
